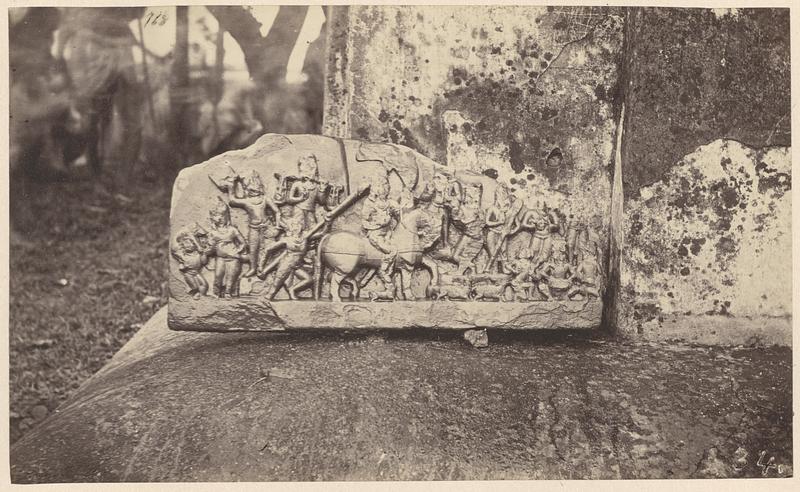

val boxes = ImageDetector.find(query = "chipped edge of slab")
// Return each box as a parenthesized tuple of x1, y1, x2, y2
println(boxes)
(168, 299, 602, 332)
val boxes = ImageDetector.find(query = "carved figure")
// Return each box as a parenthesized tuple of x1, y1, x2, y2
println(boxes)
(505, 257, 533, 299)
(570, 250, 602, 300)
(418, 172, 457, 252)
(316, 205, 439, 302)
(449, 183, 486, 275)
(471, 281, 514, 302)
(483, 187, 523, 273)
(279, 153, 334, 234)
(506, 204, 540, 260)
(427, 283, 472, 301)
(171, 224, 210, 299)
(219, 170, 282, 278)
(368, 290, 395, 302)
(359, 171, 401, 295)
(577, 218, 604, 268)
(565, 214, 603, 269)
(180, 137, 606, 308)
(528, 213, 555, 268)
(260, 213, 316, 300)
(207, 198, 247, 298)
(535, 240, 574, 300)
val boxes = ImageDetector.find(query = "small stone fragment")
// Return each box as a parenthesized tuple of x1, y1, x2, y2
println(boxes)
(142, 296, 160, 306)
(31, 405, 49, 422)
(464, 329, 489, 348)
(30, 339, 55, 349)
(269, 368, 295, 380)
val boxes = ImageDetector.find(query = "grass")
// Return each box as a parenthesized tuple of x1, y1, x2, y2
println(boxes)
(9, 174, 173, 444)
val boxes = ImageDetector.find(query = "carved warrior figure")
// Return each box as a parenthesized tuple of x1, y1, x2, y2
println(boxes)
(179, 144, 607, 305)
(261, 213, 315, 300)
(316, 181, 439, 302)
(207, 198, 247, 298)
(449, 183, 485, 275)
(484, 186, 522, 273)
(359, 172, 400, 293)
(278, 153, 335, 234)
(218, 170, 282, 278)
(171, 225, 211, 299)
(528, 214, 555, 269)
(418, 172, 455, 251)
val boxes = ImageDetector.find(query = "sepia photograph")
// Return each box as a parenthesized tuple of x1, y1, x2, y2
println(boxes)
(5, 1, 795, 485)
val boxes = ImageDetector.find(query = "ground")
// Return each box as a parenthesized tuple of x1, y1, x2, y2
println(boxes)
(9, 175, 172, 444)
(10, 314, 793, 481)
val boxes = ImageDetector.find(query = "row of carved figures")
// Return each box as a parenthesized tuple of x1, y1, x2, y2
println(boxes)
(172, 153, 603, 302)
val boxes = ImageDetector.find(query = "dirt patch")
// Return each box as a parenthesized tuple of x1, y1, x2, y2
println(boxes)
(9, 175, 172, 444)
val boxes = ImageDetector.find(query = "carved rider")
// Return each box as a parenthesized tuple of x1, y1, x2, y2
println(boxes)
(227, 170, 282, 278)
(360, 171, 399, 293)
(282, 153, 332, 234)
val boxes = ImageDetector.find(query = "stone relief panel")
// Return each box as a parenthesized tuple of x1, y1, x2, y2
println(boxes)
(169, 134, 606, 331)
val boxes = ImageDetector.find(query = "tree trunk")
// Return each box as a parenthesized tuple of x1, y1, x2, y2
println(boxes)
(302, 12, 326, 133)
(170, 6, 191, 166)
(207, 6, 308, 85)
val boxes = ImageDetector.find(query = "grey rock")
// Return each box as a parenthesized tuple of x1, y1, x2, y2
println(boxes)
(464, 329, 489, 348)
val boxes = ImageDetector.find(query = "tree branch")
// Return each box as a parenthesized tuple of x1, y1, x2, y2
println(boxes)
(208, 6, 308, 85)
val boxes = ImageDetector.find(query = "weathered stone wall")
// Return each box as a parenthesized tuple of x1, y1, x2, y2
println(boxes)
(618, 8, 791, 343)
(325, 5, 624, 231)
(623, 8, 790, 195)
(324, 6, 791, 343)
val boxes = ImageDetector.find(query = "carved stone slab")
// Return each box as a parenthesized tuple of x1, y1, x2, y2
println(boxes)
(168, 134, 605, 331)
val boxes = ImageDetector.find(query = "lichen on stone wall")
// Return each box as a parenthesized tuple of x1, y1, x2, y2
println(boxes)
(622, 139, 791, 328)
(335, 5, 624, 236)
(624, 8, 790, 196)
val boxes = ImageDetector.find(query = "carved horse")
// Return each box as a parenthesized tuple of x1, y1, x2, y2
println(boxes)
(314, 207, 441, 301)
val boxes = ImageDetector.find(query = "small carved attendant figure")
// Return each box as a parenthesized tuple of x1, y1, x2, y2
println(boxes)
(360, 171, 400, 294)
(577, 217, 604, 268)
(226, 170, 282, 278)
(528, 213, 555, 268)
(418, 172, 454, 249)
(506, 257, 533, 299)
(570, 252, 602, 300)
(536, 241, 573, 300)
(262, 213, 315, 300)
(171, 225, 210, 299)
(283, 153, 332, 234)
(567, 215, 586, 265)
(484, 186, 512, 273)
(207, 198, 247, 298)
(450, 183, 485, 274)
(507, 204, 540, 260)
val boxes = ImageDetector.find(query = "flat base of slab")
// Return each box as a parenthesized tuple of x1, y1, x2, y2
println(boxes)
(168, 299, 602, 332)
